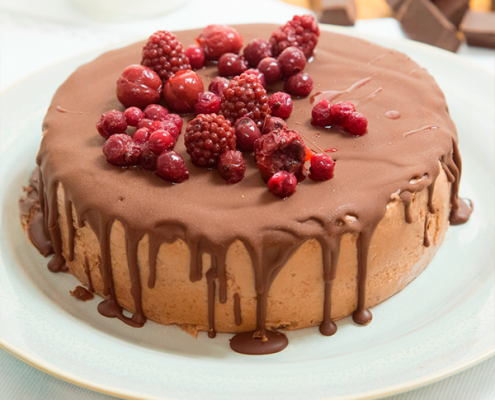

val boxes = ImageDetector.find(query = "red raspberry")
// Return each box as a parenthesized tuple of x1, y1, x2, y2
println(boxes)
(163, 70, 204, 113)
(184, 114, 236, 168)
(309, 153, 335, 181)
(133, 127, 151, 144)
(270, 15, 320, 59)
(116, 65, 162, 109)
(184, 45, 205, 70)
(196, 25, 244, 61)
(311, 100, 333, 127)
(268, 92, 293, 119)
(139, 142, 157, 171)
(218, 53, 249, 77)
(262, 116, 287, 135)
(278, 47, 306, 79)
(148, 130, 175, 155)
(124, 107, 144, 127)
(219, 73, 271, 130)
(208, 77, 230, 97)
(218, 150, 246, 184)
(257, 57, 282, 84)
(234, 117, 261, 152)
(330, 101, 355, 124)
(244, 69, 266, 88)
(96, 110, 127, 139)
(195, 92, 220, 115)
(344, 112, 368, 136)
(254, 128, 307, 182)
(243, 38, 273, 68)
(268, 171, 297, 199)
(141, 30, 191, 82)
(156, 151, 189, 183)
(143, 104, 168, 121)
(164, 113, 183, 132)
(103, 134, 141, 166)
(284, 72, 313, 97)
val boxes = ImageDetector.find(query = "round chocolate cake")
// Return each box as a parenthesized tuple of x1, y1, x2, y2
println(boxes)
(20, 23, 471, 355)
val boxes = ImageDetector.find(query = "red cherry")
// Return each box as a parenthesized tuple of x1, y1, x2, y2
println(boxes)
(163, 70, 204, 113)
(268, 171, 297, 198)
(143, 104, 168, 121)
(268, 92, 293, 119)
(156, 151, 189, 183)
(116, 64, 162, 109)
(184, 45, 205, 70)
(148, 130, 175, 155)
(309, 153, 335, 181)
(124, 107, 144, 127)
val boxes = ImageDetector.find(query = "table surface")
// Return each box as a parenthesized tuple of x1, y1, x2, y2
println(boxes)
(0, 0, 494, 399)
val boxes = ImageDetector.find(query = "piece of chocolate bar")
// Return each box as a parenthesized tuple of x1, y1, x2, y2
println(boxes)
(432, 0, 470, 28)
(311, 0, 357, 26)
(460, 11, 495, 49)
(385, 0, 406, 13)
(396, 0, 461, 52)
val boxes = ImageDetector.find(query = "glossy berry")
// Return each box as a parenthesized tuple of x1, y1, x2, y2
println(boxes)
(97, 110, 128, 139)
(196, 25, 244, 60)
(234, 117, 261, 152)
(311, 100, 333, 127)
(184, 113, 236, 168)
(148, 130, 175, 155)
(330, 101, 355, 124)
(344, 112, 368, 136)
(163, 70, 204, 113)
(278, 46, 306, 79)
(218, 53, 249, 77)
(103, 134, 141, 166)
(141, 30, 191, 82)
(268, 92, 293, 119)
(184, 45, 205, 70)
(164, 113, 183, 132)
(243, 38, 273, 68)
(284, 72, 313, 97)
(156, 151, 189, 183)
(208, 77, 230, 97)
(218, 150, 246, 184)
(309, 153, 335, 181)
(244, 69, 266, 88)
(262, 116, 287, 135)
(257, 57, 282, 84)
(219, 73, 271, 130)
(270, 14, 320, 59)
(133, 127, 151, 144)
(268, 171, 297, 199)
(138, 119, 180, 142)
(195, 92, 220, 115)
(139, 142, 157, 171)
(143, 104, 168, 121)
(116, 65, 162, 109)
(124, 107, 144, 127)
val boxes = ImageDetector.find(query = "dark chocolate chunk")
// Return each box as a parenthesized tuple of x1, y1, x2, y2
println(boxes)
(311, 0, 357, 26)
(432, 0, 470, 28)
(396, 0, 461, 52)
(385, 0, 406, 13)
(460, 11, 495, 49)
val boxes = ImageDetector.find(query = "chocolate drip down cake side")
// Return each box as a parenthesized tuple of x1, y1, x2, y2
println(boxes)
(19, 16, 472, 355)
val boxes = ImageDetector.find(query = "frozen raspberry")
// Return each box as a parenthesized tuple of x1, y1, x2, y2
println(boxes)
(196, 25, 243, 61)
(219, 73, 271, 130)
(243, 38, 273, 68)
(218, 150, 246, 184)
(96, 110, 127, 139)
(262, 116, 287, 135)
(257, 57, 282, 84)
(344, 112, 368, 136)
(270, 15, 320, 59)
(268, 171, 297, 199)
(268, 92, 293, 119)
(254, 128, 306, 182)
(208, 77, 230, 97)
(148, 130, 175, 155)
(234, 117, 261, 152)
(163, 70, 204, 113)
(139, 142, 157, 171)
(195, 92, 220, 115)
(330, 101, 355, 124)
(309, 153, 335, 181)
(311, 100, 333, 127)
(116, 65, 162, 109)
(278, 47, 306, 79)
(143, 104, 168, 121)
(133, 127, 151, 144)
(218, 53, 249, 77)
(141, 30, 191, 82)
(184, 45, 205, 70)
(284, 72, 312, 97)
(156, 151, 189, 183)
(244, 69, 266, 88)
(103, 134, 141, 166)
(184, 113, 236, 168)
(164, 113, 183, 132)
(124, 107, 144, 127)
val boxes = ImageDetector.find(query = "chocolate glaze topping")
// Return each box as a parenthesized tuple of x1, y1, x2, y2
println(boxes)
(27, 24, 471, 355)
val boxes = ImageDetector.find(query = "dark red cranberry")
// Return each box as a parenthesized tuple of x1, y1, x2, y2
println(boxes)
(309, 153, 335, 181)
(143, 104, 168, 121)
(163, 70, 204, 113)
(133, 127, 151, 144)
(184, 45, 205, 70)
(244, 69, 266, 88)
(156, 151, 189, 183)
(139, 142, 157, 171)
(243, 38, 273, 68)
(146, 119, 180, 143)
(102, 134, 141, 166)
(218, 150, 246, 184)
(262, 116, 287, 135)
(268, 92, 293, 119)
(148, 130, 175, 155)
(164, 113, 183, 132)
(277, 47, 306, 79)
(124, 107, 144, 127)
(208, 77, 230, 98)
(257, 57, 282, 84)
(234, 117, 261, 152)
(196, 25, 244, 60)
(268, 171, 297, 198)
(137, 118, 153, 130)
(96, 110, 128, 139)
(218, 53, 249, 77)
(344, 112, 368, 136)
(284, 72, 313, 97)
(195, 92, 221, 114)
(330, 101, 355, 124)
(311, 100, 333, 127)
(116, 64, 162, 109)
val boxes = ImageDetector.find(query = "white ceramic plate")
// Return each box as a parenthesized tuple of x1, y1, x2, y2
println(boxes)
(0, 26, 494, 400)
